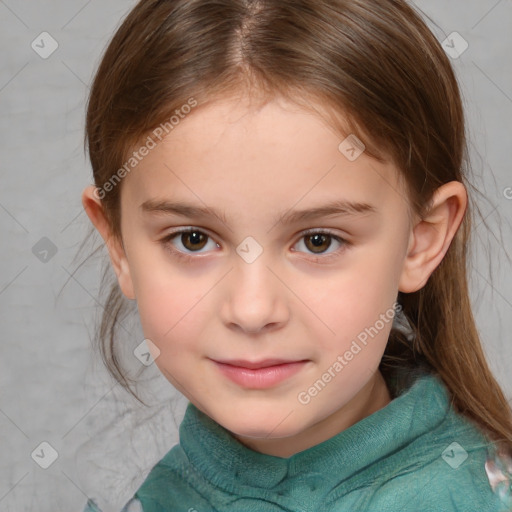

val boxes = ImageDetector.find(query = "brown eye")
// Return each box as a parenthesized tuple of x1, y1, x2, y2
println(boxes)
(181, 231, 208, 251)
(292, 229, 347, 259)
(160, 228, 218, 259)
(304, 233, 333, 254)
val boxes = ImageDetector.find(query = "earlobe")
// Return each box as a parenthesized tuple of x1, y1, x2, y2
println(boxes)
(81, 185, 136, 300)
(398, 181, 467, 294)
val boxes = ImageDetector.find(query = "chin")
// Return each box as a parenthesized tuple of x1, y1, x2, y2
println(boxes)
(214, 407, 306, 441)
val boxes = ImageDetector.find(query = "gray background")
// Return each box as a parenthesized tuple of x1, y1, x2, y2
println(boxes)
(1, 1, 511, 511)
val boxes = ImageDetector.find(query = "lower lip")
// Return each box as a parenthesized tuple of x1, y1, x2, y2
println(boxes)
(213, 360, 307, 389)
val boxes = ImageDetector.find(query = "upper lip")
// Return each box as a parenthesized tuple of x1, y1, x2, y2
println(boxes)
(212, 358, 306, 370)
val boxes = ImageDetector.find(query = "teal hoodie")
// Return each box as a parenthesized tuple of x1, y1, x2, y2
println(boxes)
(83, 370, 512, 511)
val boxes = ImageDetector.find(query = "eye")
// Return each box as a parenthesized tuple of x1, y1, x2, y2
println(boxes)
(159, 227, 349, 262)
(160, 228, 219, 258)
(292, 229, 348, 258)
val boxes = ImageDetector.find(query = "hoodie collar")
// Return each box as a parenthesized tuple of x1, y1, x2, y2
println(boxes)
(175, 371, 450, 494)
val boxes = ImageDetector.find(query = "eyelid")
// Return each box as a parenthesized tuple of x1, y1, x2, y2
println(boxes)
(162, 226, 220, 248)
(159, 227, 219, 263)
(292, 228, 349, 262)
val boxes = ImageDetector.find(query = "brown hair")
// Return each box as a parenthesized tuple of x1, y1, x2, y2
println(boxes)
(80, 0, 512, 452)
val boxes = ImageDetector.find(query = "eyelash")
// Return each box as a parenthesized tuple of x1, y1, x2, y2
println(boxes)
(159, 227, 350, 263)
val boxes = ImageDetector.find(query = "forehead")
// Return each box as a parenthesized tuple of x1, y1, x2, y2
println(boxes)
(121, 95, 408, 221)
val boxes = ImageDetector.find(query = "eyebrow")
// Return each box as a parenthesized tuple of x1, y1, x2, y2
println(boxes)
(140, 198, 377, 226)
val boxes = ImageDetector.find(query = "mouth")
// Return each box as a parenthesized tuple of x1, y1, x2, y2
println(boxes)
(210, 358, 309, 389)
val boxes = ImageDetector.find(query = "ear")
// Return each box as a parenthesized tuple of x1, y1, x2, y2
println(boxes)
(81, 185, 136, 300)
(398, 181, 467, 293)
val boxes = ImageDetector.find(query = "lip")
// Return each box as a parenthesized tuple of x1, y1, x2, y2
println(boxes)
(211, 358, 308, 389)
(214, 358, 301, 369)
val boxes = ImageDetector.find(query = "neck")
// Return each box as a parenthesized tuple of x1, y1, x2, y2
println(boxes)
(234, 370, 392, 458)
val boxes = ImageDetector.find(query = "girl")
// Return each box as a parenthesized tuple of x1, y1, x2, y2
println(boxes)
(80, 0, 512, 510)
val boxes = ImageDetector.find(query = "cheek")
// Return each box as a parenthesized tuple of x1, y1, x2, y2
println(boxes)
(135, 277, 211, 387)
(296, 252, 401, 354)
(130, 253, 207, 347)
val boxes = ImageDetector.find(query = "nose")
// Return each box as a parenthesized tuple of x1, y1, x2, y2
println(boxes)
(219, 254, 290, 335)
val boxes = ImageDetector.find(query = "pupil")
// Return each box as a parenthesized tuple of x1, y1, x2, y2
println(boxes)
(311, 234, 325, 246)
(182, 231, 206, 250)
(308, 234, 330, 253)
(190, 232, 201, 244)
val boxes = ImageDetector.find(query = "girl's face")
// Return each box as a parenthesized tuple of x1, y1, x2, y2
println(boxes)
(109, 95, 416, 456)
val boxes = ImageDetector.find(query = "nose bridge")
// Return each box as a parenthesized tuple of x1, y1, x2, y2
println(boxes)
(221, 244, 288, 332)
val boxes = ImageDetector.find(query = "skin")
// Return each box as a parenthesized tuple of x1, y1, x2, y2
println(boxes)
(82, 93, 467, 458)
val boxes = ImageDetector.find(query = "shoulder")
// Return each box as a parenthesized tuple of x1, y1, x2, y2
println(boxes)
(370, 403, 510, 511)
(82, 409, 218, 512)
(428, 389, 512, 511)
(409, 439, 506, 512)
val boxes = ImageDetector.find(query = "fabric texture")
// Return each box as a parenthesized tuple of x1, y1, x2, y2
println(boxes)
(83, 369, 511, 511)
